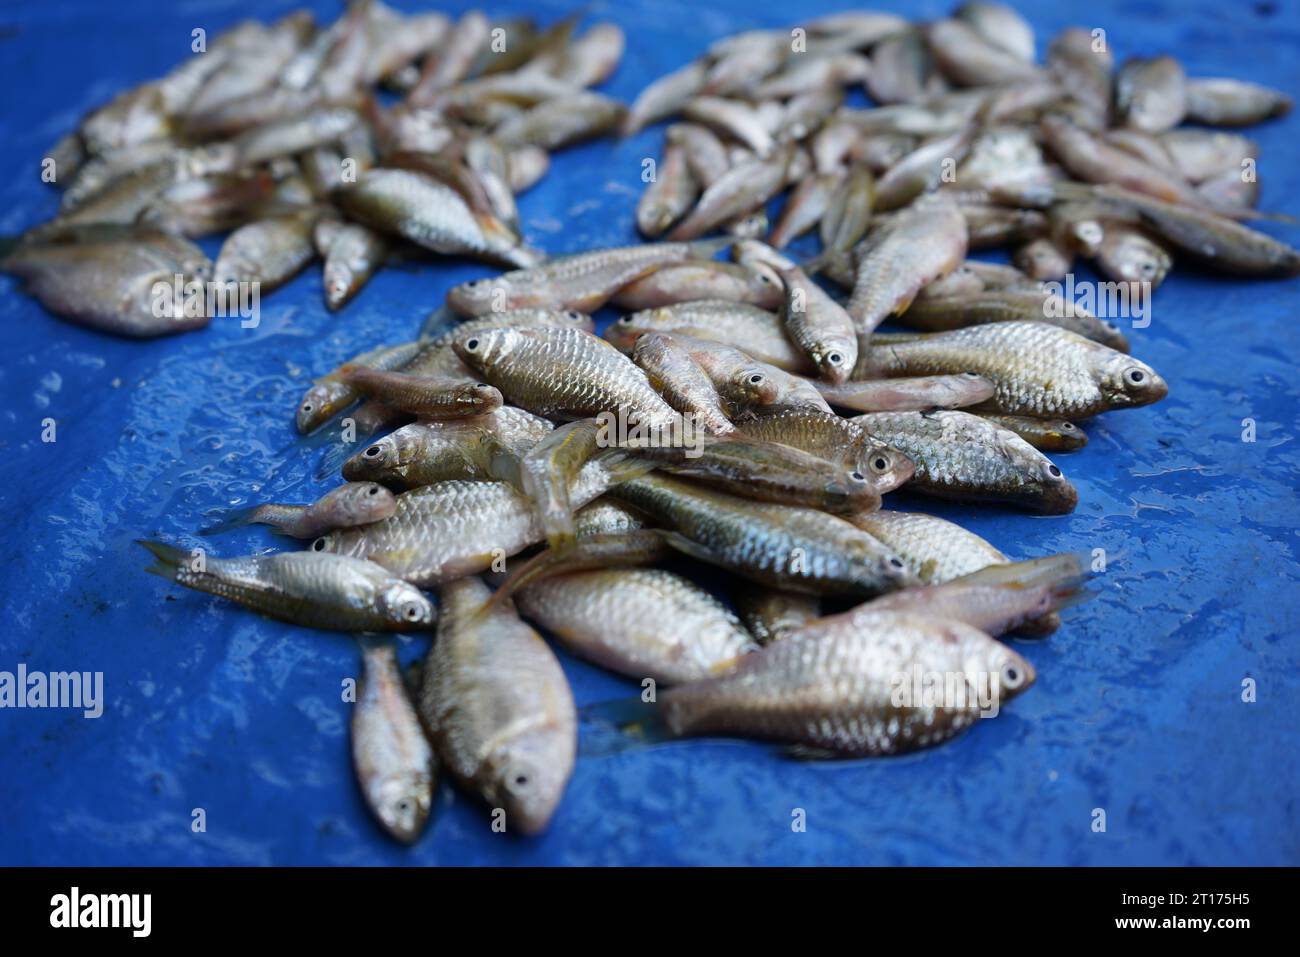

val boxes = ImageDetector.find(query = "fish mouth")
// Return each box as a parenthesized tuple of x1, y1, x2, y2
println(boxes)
(1027, 479, 1079, 515)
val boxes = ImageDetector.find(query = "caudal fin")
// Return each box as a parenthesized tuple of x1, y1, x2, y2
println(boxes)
(579, 695, 676, 757)
(136, 539, 186, 581)
(198, 505, 261, 536)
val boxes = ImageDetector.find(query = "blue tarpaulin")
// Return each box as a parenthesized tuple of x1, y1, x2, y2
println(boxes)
(1, 0, 1297, 865)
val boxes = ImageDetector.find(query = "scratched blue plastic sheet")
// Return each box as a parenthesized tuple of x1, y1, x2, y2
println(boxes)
(1, 0, 1298, 866)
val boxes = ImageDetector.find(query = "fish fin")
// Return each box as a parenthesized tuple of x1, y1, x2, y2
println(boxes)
(197, 505, 261, 536)
(0, 234, 20, 264)
(781, 744, 847, 761)
(592, 448, 657, 486)
(136, 539, 186, 581)
(653, 529, 723, 567)
(578, 695, 675, 757)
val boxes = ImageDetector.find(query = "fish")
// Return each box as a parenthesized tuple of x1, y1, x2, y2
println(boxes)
(295, 341, 424, 435)
(316, 220, 389, 310)
(1159, 129, 1258, 184)
(445, 239, 732, 315)
(746, 248, 858, 383)
(623, 434, 882, 513)
(669, 333, 832, 415)
(516, 568, 759, 685)
(682, 96, 776, 156)
(631, 332, 737, 436)
(341, 406, 555, 489)
(867, 30, 947, 105)
(337, 368, 503, 419)
(927, 18, 1041, 86)
(666, 122, 731, 187)
(138, 541, 436, 631)
(352, 637, 436, 844)
(1093, 222, 1173, 292)
(609, 261, 783, 311)
(851, 410, 1078, 513)
(336, 166, 538, 268)
(846, 193, 969, 334)
(896, 289, 1131, 351)
(587, 608, 1033, 756)
(1045, 27, 1112, 129)
(451, 325, 683, 429)
(610, 473, 915, 597)
(231, 107, 361, 166)
(979, 414, 1088, 452)
(665, 146, 794, 241)
(494, 92, 626, 150)
(817, 164, 877, 256)
(1115, 56, 1187, 132)
(636, 142, 699, 238)
(213, 210, 318, 290)
(622, 60, 709, 136)
(855, 321, 1169, 418)
(732, 584, 820, 645)
(319, 455, 644, 586)
(608, 300, 808, 372)
(873, 129, 972, 212)
(1184, 78, 1291, 127)
(814, 373, 996, 413)
(408, 10, 490, 103)
(420, 577, 575, 835)
(1012, 236, 1073, 281)
(769, 170, 843, 249)
(200, 481, 396, 537)
(734, 407, 916, 494)
(1, 233, 212, 338)
(954, 2, 1036, 62)
(510, 419, 606, 548)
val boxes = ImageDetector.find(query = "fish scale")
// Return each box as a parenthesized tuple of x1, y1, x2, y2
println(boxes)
(454, 325, 682, 427)
(656, 611, 1033, 755)
(853, 409, 1077, 512)
(856, 321, 1168, 418)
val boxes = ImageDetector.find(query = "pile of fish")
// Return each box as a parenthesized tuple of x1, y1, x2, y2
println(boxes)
(3, 3, 628, 336)
(127, 2, 1300, 845)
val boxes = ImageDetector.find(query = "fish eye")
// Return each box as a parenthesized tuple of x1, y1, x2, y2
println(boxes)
(1061, 422, 1075, 431)
(849, 470, 866, 482)
(474, 382, 494, 391)
(401, 601, 423, 621)
(301, 401, 313, 412)
(566, 311, 582, 321)
(465, 337, 480, 351)
(870, 455, 889, 473)
(514, 773, 529, 787)
(827, 351, 844, 366)
(1001, 662, 1025, 690)
(758, 273, 773, 283)
(1047, 464, 1062, 478)
(466, 279, 484, 287)
(311, 537, 327, 552)
(367, 485, 381, 495)
(1125, 368, 1146, 385)
(889, 557, 905, 569)
(963, 371, 979, 377)
(748, 373, 765, 385)
(618, 315, 633, 324)
(364, 444, 383, 458)
(1139, 262, 1156, 276)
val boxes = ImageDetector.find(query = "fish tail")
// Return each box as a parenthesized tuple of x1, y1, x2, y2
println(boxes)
(0, 234, 21, 265)
(197, 505, 261, 536)
(579, 695, 675, 756)
(136, 539, 187, 581)
(592, 447, 657, 486)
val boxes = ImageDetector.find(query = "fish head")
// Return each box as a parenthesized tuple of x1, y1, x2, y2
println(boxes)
(297, 380, 354, 434)
(377, 580, 438, 630)
(984, 642, 1036, 704)
(341, 431, 414, 482)
(728, 364, 782, 408)
(322, 259, 358, 311)
(1095, 352, 1168, 410)
(451, 325, 522, 373)
(452, 380, 505, 415)
(872, 551, 920, 592)
(607, 313, 652, 351)
(324, 482, 397, 526)
(858, 444, 915, 495)
(487, 731, 572, 836)
(365, 766, 433, 844)
(823, 464, 884, 513)
(553, 308, 595, 333)
(447, 275, 507, 315)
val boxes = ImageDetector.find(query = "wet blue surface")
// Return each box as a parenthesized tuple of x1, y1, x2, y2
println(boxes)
(1, 0, 1298, 866)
